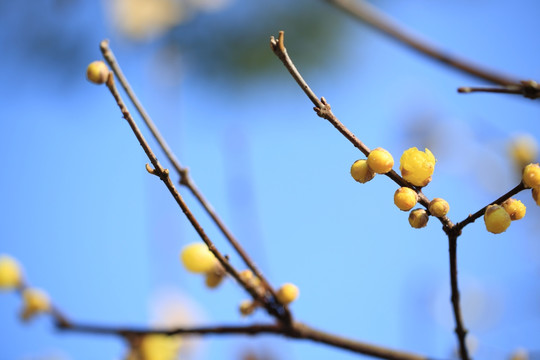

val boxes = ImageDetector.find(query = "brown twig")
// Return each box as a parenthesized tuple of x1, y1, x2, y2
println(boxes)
(448, 233, 470, 360)
(458, 80, 540, 100)
(58, 320, 432, 360)
(98, 41, 284, 316)
(101, 70, 288, 321)
(455, 182, 526, 232)
(324, 0, 518, 86)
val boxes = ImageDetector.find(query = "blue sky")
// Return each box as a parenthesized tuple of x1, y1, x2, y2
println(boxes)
(1, 1, 539, 360)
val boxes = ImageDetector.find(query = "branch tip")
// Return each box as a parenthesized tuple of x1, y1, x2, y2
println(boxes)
(145, 163, 157, 176)
(270, 31, 286, 53)
(278, 31, 285, 52)
(99, 39, 110, 52)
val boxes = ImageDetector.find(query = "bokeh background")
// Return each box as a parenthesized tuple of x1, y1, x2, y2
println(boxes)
(1, 1, 539, 359)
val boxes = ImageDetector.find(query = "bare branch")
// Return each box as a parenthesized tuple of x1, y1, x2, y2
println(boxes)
(58, 319, 433, 360)
(458, 80, 540, 100)
(448, 233, 470, 360)
(324, 0, 519, 86)
(99, 41, 284, 316)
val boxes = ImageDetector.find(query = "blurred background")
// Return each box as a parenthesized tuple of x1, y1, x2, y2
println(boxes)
(0, 0, 539, 359)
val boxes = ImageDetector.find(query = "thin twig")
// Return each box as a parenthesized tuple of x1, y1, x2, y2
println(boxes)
(102, 71, 287, 321)
(58, 320, 432, 360)
(324, 0, 518, 86)
(458, 80, 540, 100)
(99, 40, 284, 316)
(455, 182, 526, 232)
(448, 233, 470, 360)
(270, 31, 453, 231)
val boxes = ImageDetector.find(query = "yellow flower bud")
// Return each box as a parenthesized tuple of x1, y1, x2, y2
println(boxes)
(0, 255, 23, 290)
(367, 148, 394, 174)
(501, 198, 526, 220)
(522, 163, 540, 188)
(276, 283, 299, 305)
(20, 288, 51, 321)
(509, 348, 529, 360)
(137, 334, 183, 360)
(180, 243, 218, 274)
(509, 134, 538, 169)
(239, 269, 262, 288)
(484, 205, 511, 234)
(393, 187, 418, 211)
(350, 159, 375, 183)
(86, 61, 110, 84)
(533, 187, 540, 206)
(408, 208, 429, 228)
(428, 198, 450, 217)
(205, 266, 226, 289)
(239, 299, 257, 316)
(399, 147, 436, 187)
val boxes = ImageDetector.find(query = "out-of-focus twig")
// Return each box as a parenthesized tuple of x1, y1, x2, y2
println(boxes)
(458, 80, 540, 100)
(58, 320, 432, 360)
(324, 0, 519, 86)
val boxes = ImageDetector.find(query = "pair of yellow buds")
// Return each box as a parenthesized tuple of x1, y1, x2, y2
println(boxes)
(0, 255, 51, 321)
(483, 163, 539, 234)
(351, 147, 436, 187)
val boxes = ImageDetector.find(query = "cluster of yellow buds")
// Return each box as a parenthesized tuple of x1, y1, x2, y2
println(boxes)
(238, 282, 299, 317)
(483, 163, 538, 234)
(352, 147, 449, 229)
(180, 243, 226, 288)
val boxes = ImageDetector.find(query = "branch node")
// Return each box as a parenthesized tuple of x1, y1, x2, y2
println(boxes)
(178, 167, 190, 186)
(313, 97, 332, 118)
(520, 79, 540, 99)
(100, 39, 110, 54)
